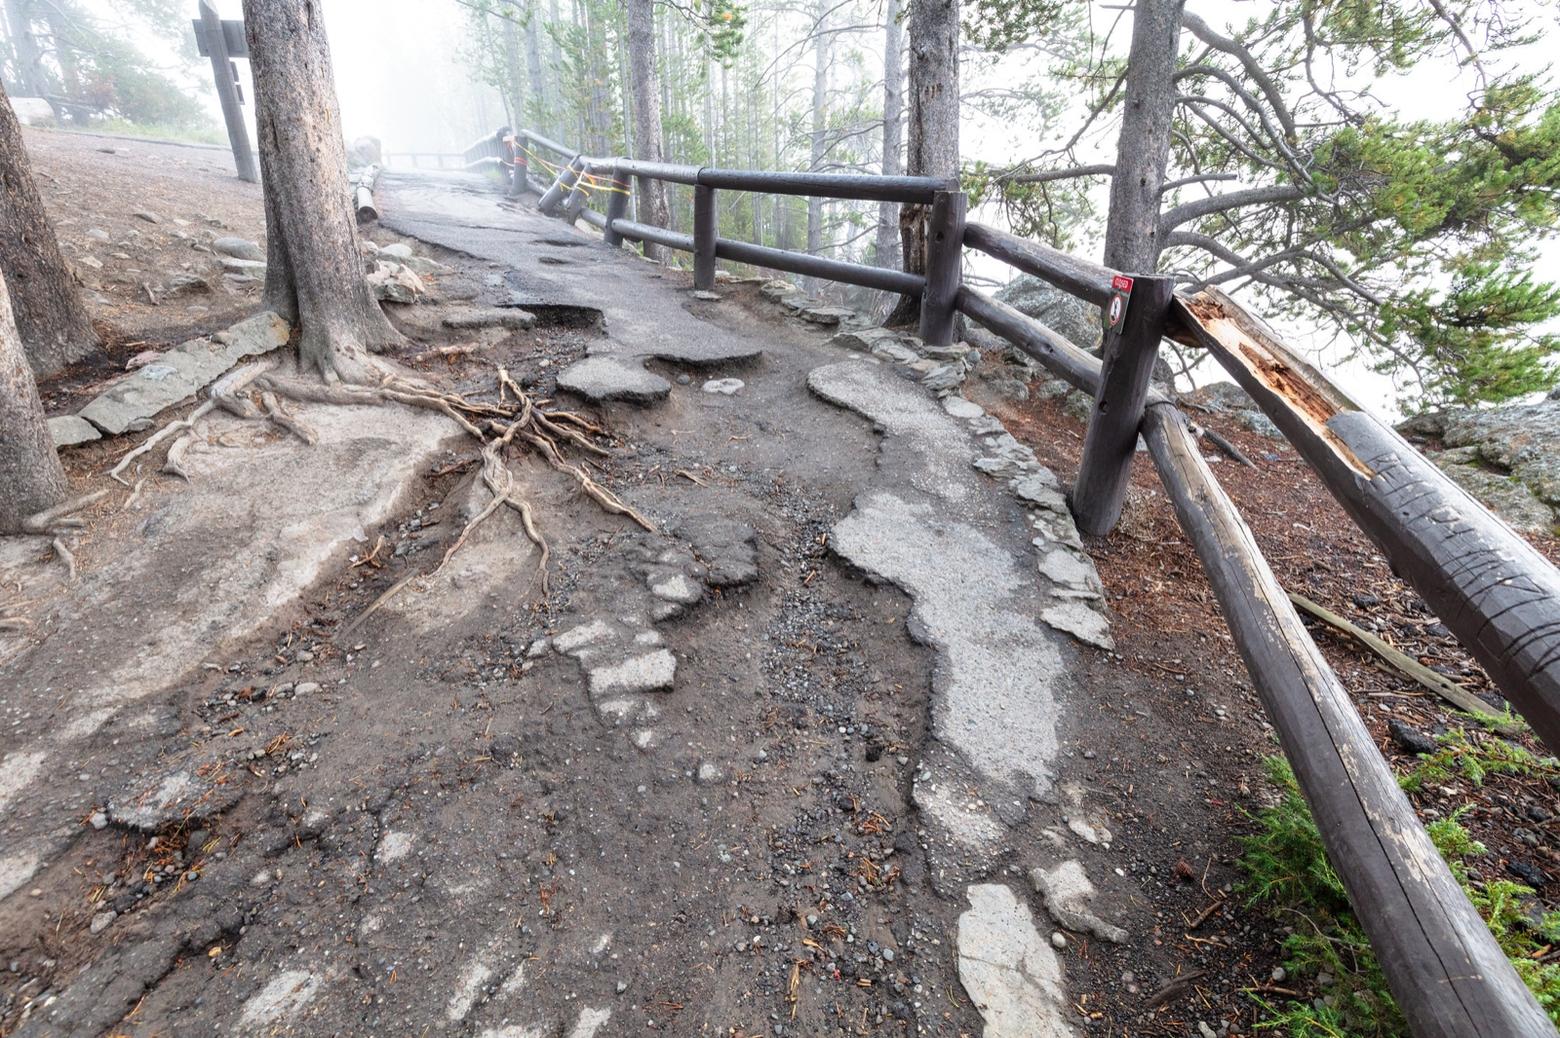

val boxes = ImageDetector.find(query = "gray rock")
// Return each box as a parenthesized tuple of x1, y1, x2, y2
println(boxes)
(212, 237, 264, 262)
(799, 305, 856, 326)
(380, 242, 413, 259)
(674, 515, 758, 587)
(695, 762, 724, 785)
(367, 261, 424, 304)
(163, 272, 211, 297)
(557, 356, 671, 404)
(922, 362, 967, 394)
(828, 326, 905, 353)
(1041, 601, 1114, 651)
(702, 378, 744, 396)
(957, 884, 1070, 1038)
(441, 308, 536, 331)
(220, 256, 266, 274)
(996, 275, 1101, 351)
(588, 649, 676, 697)
(1400, 398, 1560, 530)
(1237, 408, 1282, 439)
(759, 279, 797, 302)
(78, 312, 290, 435)
(1028, 860, 1128, 943)
(48, 415, 101, 448)
(1182, 381, 1253, 412)
(90, 911, 116, 935)
(133, 211, 161, 224)
(86, 227, 110, 242)
(691, 290, 721, 301)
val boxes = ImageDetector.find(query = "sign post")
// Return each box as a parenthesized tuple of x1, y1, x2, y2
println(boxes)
(194, 1, 258, 183)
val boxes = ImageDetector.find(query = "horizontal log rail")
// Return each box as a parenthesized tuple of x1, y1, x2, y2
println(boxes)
(1169, 288, 1560, 755)
(964, 221, 1118, 308)
(484, 128, 1560, 1032)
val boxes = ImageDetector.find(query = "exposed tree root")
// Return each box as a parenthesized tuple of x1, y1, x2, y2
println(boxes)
(24, 490, 111, 535)
(50, 537, 76, 581)
(162, 430, 202, 481)
(223, 358, 649, 636)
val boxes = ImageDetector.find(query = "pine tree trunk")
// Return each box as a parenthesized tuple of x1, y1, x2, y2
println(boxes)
(805, 0, 829, 291)
(241, 0, 399, 383)
(875, 0, 903, 270)
(43, 7, 82, 122)
(0, 80, 96, 376)
(1102, 0, 1184, 274)
(886, 0, 957, 326)
(502, 13, 526, 132)
(0, 265, 67, 533)
(625, 0, 669, 260)
(522, 0, 547, 131)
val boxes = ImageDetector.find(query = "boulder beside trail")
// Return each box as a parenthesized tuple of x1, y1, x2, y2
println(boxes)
(1398, 398, 1560, 533)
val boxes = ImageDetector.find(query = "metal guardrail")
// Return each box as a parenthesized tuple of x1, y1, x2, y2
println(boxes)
(502, 127, 1560, 1035)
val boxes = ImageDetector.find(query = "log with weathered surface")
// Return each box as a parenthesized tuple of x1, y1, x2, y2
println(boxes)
(963, 221, 1117, 308)
(1072, 274, 1173, 536)
(916, 190, 965, 346)
(1171, 288, 1560, 755)
(1140, 400, 1553, 1037)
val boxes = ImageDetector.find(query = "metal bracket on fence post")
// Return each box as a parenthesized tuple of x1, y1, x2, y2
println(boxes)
(694, 184, 717, 290)
(1071, 273, 1175, 537)
(604, 165, 629, 247)
(917, 190, 966, 347)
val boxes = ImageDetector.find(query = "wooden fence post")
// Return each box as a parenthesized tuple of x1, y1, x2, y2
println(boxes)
(196, 0, 257, 184)
(1071, 273, 1174, 537)
(604, 166, 629, 247)
(917, 190, 965, 346)
(507, 132, 528, 198)
(694, 184, 717, 290)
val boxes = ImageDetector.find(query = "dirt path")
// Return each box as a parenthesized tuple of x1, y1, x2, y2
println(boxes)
(1, 168, 1175, 1037)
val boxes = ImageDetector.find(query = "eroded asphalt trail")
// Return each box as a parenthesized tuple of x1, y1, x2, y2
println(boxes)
(2, 170, 1138, 1037)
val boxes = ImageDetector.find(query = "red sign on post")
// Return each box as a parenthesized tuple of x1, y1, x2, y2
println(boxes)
(1107, 274, 1134, 331)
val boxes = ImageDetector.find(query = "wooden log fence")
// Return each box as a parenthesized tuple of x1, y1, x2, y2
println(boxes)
(497, 126, 1560, 1034)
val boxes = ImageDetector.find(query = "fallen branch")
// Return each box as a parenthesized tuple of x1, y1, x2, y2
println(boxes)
(1192, 422, 1256, 468)
(1287, 590, 1519, 732)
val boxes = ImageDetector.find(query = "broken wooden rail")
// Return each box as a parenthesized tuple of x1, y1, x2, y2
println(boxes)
(503, 128, 1560, 1034)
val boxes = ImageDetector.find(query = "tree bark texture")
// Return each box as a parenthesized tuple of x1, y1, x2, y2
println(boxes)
(0, 80, 96, 376)
(3, 0, 46, 98)
(875, 0, 903, 271)
(887, 0, 957, 324)
(805, 0, 830, 291)
(241, 0, 399, 382)
(1103, 0, 1183, 273)
(502, 12, 526, 132)
(0, 264, 67, 532)
(625, 0, 669, 261)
